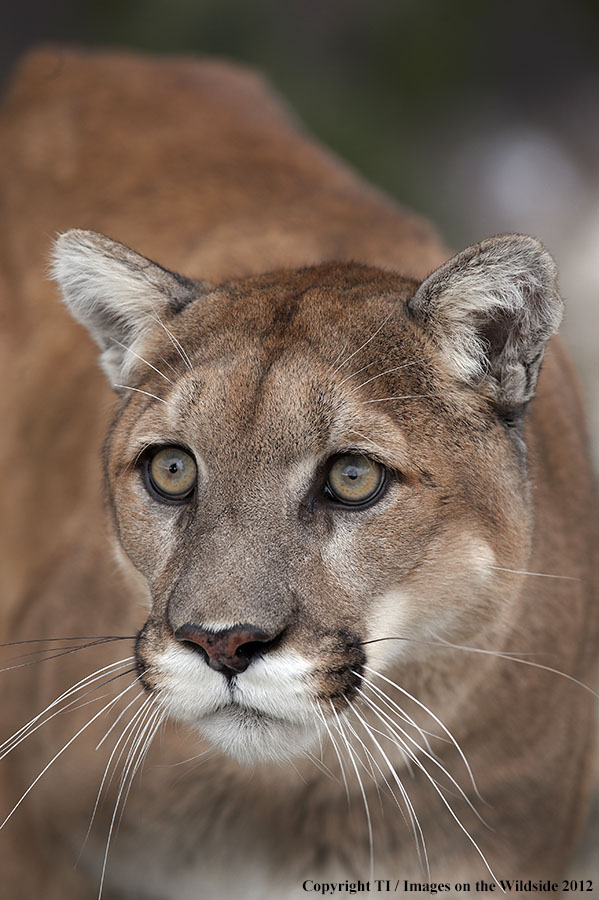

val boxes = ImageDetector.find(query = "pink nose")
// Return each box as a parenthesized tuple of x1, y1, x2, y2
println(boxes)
(174, 623, 276, 674)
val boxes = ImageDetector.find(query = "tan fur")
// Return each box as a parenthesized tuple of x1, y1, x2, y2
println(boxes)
(0, 47, 597, 900)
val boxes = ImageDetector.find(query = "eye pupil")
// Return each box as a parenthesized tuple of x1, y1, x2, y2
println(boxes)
(147, 446, 197, 501)
(326, 454, 385, 506)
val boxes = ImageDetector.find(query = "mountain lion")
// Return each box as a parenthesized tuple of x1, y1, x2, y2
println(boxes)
(0, 47, 596, 900)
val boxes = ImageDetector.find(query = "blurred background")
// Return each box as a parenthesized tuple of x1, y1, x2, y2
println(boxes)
(1, 0, 597, 456)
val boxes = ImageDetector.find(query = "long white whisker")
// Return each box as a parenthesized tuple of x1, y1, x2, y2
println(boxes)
(0, 671, 133, 765)
(95, 686, 145, 752)
(357, 675, 442, 754)
(115, 705, 164, 834)
(429, 637, 599, 699)
(303, 748, 339, 782)
(358, 687, 487, 825)
(77, 687, 146, 866)
(329, 701, 374, 883)
(347, 704, 429, 878)
(486, 563, 581, 582)
(359, 692, 501, 887)
(341, 710, 409, 824)
(148, 313, 193, 371)
(359, 393, 435, 405)
(347, 357, 435, 394)
(111, 339, 173, 384)
(0, 678, 138, 831)
(156, 747, 214, 769)
(97, 698, 160, 899)
(112, 385, 167, 404)
(0, 658, 135, 758)
(311, 701, 351, 805)
(365, 693, 502, 889)
(331, 308, 396, 376)
(364, 665, 481, 800)
(340, 712, 384, 812)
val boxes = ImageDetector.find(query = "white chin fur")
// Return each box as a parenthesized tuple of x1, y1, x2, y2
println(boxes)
(198, 707, 318, 763)
(155, 645, 320, 762)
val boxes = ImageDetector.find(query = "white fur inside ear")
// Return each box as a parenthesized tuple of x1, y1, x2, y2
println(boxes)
(409, 234, 563, 405)
(51, 229, 198, 385)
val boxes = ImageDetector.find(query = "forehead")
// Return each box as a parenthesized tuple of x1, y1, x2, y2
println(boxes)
(117, 264, 430, 465)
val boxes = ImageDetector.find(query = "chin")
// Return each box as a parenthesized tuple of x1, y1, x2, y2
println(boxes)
(196, 705, 319, 764)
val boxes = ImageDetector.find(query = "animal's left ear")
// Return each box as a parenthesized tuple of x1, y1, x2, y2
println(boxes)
(406, 234, 563, 415)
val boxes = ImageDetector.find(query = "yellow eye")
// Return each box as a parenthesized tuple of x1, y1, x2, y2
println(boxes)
(326, 454, 385, 505)
(147, 447, 197, 500)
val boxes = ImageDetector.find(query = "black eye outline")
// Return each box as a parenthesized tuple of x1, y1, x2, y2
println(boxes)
(142, 445, 198, 505)
(323, 453, 388, 509)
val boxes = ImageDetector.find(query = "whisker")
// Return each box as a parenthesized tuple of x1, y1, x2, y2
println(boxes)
(486, 563, 581, 582)
(328, 339, 351, 373)
(95, 686, 147, 752)
(76, 687, 146, 866)
(356, 673, 443, 753)
(155, 747, 214, 769)
(156, 354, 180, 378)
(357, 687, 488, 826)
(170, 750, 219, 787)
(363, 637, 599, 699)
(339, 712, 385, 813)
(336, 360, 375, 388)
(115, 704, 164, 834)
(347, 704, 429, 878)
(346, 357, 436, 394)
(340, 710, 405, 819)
(98, 698, 161, 899)
(363, 665, 482, 800)
(303, 748, 339, 783)
(329, 700, 374, 884)
(311, 701, 351, 805)
(433, 636, 598, 698)
(112, 385, 167, 404)
(148, 313, 193, 371)
(0, 677, 139, 831)
(0, 636, 134, 648)
(0, 659, 136, 758)
(357, 697, 503, 888)
(0, 638, 135, 674)
(331, 308, 397, 376)
(110, 339, 173, 384)
(124, 442, 153, 476)
(359, 393, 435, 405)
(0, 667, 137, 764)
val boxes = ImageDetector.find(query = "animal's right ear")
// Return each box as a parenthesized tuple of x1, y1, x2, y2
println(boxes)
(51, 229, 203, 386)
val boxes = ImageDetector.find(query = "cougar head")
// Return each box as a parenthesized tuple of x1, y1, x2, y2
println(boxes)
(52, 229, 562, 762)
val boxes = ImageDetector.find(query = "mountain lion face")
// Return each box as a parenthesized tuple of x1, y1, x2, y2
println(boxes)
(53, 230, 560, 763)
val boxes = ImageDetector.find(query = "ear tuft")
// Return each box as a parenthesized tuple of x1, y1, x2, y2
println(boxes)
(51, 230, 200, 385)
(407, 234, 563, 412)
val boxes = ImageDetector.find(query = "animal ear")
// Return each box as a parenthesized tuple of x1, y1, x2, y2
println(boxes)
(406, 234, 563, 415)
(51, 229, 203, 386)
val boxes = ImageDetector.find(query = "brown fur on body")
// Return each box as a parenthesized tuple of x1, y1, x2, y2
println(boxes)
(0, 47, 597, 900)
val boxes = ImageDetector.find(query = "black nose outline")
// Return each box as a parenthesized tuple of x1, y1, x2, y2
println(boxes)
(174, 622, 281, 674)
